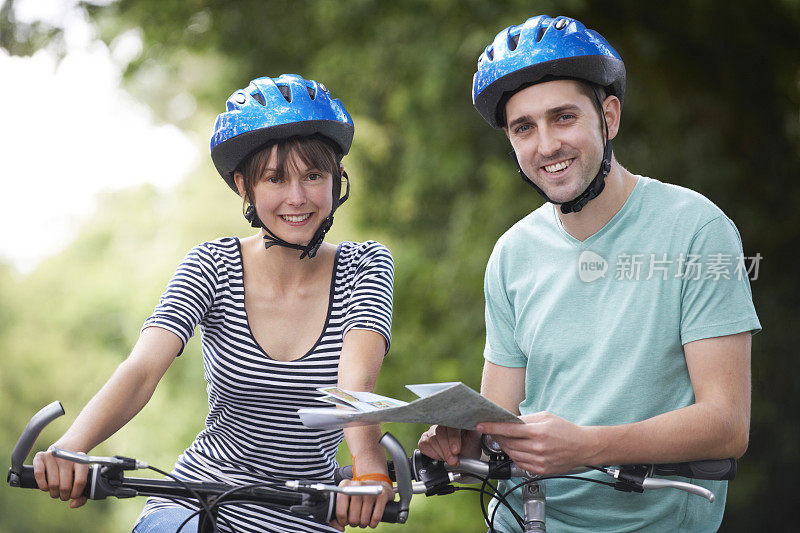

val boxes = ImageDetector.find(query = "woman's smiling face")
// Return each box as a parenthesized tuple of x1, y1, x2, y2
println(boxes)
(248, 145, 334, 246)
(233, 137, 341, 247)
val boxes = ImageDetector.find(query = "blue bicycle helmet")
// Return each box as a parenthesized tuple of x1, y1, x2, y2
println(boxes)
(473, 15, 625, 128)
(472, 15, 626, 214)
(211, 74, 354, 193)
(209, 74, 354, 258)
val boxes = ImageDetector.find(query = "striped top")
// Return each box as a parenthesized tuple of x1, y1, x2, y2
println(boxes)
(136, 238, 393, 533)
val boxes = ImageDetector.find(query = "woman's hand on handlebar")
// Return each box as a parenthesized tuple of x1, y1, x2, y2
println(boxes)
(418, 425, 482, 467)
(32, 442, 89, 508)
(331, 478, 394, 531)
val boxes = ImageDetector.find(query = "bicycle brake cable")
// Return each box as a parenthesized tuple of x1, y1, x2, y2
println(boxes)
(146, 465, 227, 533)
(206, 481, 286, 521)
(481, 459, 525, 532)
(51, 449, 224, 533)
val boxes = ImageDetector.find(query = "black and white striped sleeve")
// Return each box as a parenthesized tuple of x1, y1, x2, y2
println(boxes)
(142, 243, 219, 353)
(343, 241, 394, 354)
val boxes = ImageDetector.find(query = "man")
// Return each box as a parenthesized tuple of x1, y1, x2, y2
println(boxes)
(419, 14, 760, 532)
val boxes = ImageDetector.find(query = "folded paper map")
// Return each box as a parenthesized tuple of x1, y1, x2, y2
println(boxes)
(298, 382, 522, 430)
(317, 386, 409, 412)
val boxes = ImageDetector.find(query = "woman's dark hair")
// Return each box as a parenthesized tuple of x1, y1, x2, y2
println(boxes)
(236, 134, 342, 204)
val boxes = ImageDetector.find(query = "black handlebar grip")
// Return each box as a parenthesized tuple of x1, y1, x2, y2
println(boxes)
(11, 464, 97, 499)
(653, 459, 736, 481)
(332, 464, 402, 523)
(380, 501, 401, 523)
(333, 465, 353, 484)
(12, 465, 40, 489)
(328, 495, 402, 524)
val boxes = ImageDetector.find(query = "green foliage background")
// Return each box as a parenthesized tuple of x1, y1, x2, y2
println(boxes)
(1, 0, 798, 531)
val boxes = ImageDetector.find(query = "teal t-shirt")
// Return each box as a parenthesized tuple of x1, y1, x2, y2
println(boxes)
(483, 176, 761, 532)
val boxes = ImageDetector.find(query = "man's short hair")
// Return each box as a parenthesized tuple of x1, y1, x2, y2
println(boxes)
(497, 78, 607, 130)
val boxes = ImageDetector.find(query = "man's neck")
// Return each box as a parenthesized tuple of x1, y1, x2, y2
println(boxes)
(556, 159, 637, 242)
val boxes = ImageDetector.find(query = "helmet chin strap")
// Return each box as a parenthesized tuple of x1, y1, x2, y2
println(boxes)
(513, 87, 613, 214)
(244, 171, 350, 259)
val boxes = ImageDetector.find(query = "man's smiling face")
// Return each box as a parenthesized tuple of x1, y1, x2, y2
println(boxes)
(504, 79, 606, 205)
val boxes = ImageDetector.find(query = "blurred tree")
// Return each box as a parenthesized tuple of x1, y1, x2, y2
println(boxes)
(1, 0, 798, 531)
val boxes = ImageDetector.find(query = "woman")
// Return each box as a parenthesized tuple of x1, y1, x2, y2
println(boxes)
(33, 74, 394, 532)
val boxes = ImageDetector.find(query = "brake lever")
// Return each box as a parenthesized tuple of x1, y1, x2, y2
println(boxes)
(604, 466, 715, 502)
(642, 478, 715, 502)
(51, 448, 148, 471)
(285, 480, 383, 496)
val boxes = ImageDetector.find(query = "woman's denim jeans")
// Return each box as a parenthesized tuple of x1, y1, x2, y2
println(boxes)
(132, 507, 200, 533)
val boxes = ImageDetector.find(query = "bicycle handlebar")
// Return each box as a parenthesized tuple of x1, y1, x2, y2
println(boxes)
(7, 401, 738, 531)
(337, 447, 735, 506)
(7, 401, 411, 526)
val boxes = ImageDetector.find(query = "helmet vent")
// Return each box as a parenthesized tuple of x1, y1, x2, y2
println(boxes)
(535, 25, 546, 43)
(486, 46, 494, 61)
(307, 85, 316, 100)
(277, 85, 292, 103)
(251, 91, 266, 106)
(508, 32, 520, 51)
(555, 18, 568, 30)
